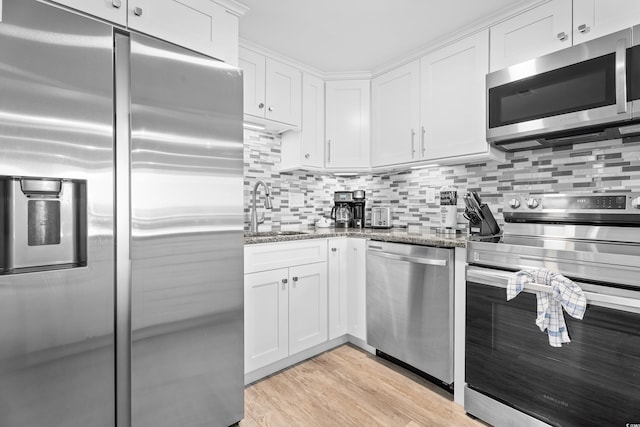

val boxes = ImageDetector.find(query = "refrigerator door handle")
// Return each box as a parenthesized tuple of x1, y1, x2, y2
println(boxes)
(114, 32, 132, 427)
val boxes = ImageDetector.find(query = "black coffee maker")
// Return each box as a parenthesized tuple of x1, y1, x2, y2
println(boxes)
(352, 190, 365, 228)
(331, 191, 354, 228)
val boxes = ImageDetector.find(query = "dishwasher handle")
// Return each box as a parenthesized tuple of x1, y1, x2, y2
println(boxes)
(368, 249, 448, 267)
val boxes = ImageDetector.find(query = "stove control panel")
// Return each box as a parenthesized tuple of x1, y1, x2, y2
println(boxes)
(503, 193, 640, 224)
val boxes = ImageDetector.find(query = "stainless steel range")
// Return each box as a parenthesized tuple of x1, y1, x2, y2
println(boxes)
(465, 192, 640, 427)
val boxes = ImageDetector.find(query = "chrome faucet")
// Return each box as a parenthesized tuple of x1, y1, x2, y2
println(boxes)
(250, 180, 272, 233)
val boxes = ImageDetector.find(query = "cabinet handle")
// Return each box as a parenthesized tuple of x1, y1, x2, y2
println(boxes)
(258, 102, 265, 109)
(133, 6, 143, 16)
(577, 24, 589, 34)
(281, 278, 287, 290)
(112, 0, 121, 8)
(331, 247, 337, 252)
(411, 128, 416, 158)
(327, 139, 331, 164)
(557, 32, 568, 41)
(268, 106, 274, 112)
(421, 126, 426, 157)
(304, 153, 310, 159)
(292, 276, 298, 282)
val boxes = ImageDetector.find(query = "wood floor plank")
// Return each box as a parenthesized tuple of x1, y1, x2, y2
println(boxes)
(241, 344, 486, 427)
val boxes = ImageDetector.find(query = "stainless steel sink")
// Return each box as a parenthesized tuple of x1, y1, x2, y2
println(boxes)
(244, 231, 308, 237)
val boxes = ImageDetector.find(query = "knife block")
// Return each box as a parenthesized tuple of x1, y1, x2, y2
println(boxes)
(469, 205, 500, 236)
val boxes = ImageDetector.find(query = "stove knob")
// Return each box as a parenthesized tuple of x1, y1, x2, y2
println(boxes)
(632, 196, 640, 209)
(526, 198, 540, 209)
(508, 198, 521, 209)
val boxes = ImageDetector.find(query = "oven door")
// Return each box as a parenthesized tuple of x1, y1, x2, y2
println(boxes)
(466, 266, 640, 427)
(487, 28, 633, 149)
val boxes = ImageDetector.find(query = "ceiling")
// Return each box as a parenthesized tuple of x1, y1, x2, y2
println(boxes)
(238, 0, 533, 74)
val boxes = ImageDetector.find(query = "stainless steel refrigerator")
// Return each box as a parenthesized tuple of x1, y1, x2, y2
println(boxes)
(0, 0, 244, 426)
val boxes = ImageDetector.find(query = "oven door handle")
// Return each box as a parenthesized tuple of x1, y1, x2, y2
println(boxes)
(466, 266, 640, 313)
(369, 250, 448, 267)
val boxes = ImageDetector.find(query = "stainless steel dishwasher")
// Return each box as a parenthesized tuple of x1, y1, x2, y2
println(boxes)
(366, 241, 454, 387)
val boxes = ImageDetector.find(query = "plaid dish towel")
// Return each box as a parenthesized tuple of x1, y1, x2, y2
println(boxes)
(507, 268, 587, 347)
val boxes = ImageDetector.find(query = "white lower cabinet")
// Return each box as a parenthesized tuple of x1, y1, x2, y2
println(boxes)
(346, 238, 367, 341)
(244, 240, 328, 374)
(244, 237, 367, 377)
(328, 238, 348, 340)
(244, 268, 289, 372)
(288, 263, 328, 354)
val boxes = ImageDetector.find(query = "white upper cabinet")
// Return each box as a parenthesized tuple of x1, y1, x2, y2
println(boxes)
(572, 0, 640, 44)
(490, 0, 640, 72)
(489, 0, 572, 72)
(43, 0, 244, 64)
(240, 47, 302, 127)
(325, 80, 371, 170)
(46, 0, 127, 25)
(128, 0, 241, 64)
(281, 73, 325, 170)
(421, 29, 490, 161)
(371, 61, 420, 167)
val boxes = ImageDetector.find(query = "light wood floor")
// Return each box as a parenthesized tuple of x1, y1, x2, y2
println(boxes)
(241, 344, 486, 427)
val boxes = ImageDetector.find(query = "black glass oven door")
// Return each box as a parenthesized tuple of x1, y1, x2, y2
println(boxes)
(466, 279, 640, 427)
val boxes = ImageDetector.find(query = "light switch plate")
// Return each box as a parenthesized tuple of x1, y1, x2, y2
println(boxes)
(426, 187, 436, 204)
(289, 192, 304, 207)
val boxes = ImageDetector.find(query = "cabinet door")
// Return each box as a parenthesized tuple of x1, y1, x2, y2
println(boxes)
(288, 263, 328, 354)
(244, 268, 289, 373)
(347, 239, 367, 341)
(573, 0, 640, 44)
(265, 58, 302, 126)
(128, 0, 239, 63)
(325, 80, 371, 169)
(280, 73, 325, 170)
(420, 30, 489, 160)
(300, 74, 325, 168)
(46, 0, 127, 25)
(239, 48, 266, 118)
(489, 0, 572, 72)
(371, 61, 421, 166)
(327, 238, 348, 340)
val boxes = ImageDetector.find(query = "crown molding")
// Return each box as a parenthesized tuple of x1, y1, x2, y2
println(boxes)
(371, 0, 550, 77)
(239, 39, 325, 79)
(240, 0, 550, 80)
(217, 0, 249, 17)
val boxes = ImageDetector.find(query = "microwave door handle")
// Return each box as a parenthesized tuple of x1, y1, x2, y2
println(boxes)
(615, 38, 627, 114)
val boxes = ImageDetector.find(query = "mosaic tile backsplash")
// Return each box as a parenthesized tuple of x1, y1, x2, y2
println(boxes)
(243, 129, 640, 232)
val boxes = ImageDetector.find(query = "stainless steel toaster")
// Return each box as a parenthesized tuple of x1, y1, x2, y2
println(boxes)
(371, 207, 391, 229)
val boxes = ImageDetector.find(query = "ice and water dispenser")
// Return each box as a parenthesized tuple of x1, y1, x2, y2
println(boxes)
(0, 176, 87, 274)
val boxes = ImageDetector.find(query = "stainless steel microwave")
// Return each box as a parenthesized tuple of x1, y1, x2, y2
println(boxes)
(487, 26, 640, 151)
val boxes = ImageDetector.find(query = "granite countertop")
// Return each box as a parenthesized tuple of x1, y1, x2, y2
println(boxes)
(244, 227, 467, 248)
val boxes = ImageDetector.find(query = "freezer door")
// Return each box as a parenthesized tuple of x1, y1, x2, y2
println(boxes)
(129, 34, 244, 427)
(0, 1, 115, 426)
